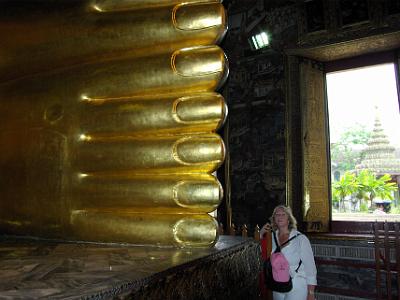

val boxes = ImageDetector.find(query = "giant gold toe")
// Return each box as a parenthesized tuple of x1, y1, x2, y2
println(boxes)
(0, 0, 228, 247)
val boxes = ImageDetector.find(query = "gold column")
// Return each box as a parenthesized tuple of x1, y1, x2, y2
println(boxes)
(0, 0, 228, 247)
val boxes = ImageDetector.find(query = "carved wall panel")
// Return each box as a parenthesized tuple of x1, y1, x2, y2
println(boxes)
(299, 60, 330, 232)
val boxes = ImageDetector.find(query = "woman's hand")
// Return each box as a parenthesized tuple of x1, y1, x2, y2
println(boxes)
(307, 293, 315, 300)
(259, 223, 271, 238)
(307, 286, 316, 300)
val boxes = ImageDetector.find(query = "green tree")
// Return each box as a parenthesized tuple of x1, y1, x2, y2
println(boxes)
(371, 174, 398, 206)
(332, 171, 359, 212)
(331, 187, 340, 210)
(353, 169, 372, 211)
(355, 170, 398, 209)
(330, 124, 371, 172)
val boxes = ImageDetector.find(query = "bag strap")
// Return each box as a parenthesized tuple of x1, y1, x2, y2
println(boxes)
(295, 260, 302, 273)
(283, 233, 301, 246)
(273, 231, 301, 252)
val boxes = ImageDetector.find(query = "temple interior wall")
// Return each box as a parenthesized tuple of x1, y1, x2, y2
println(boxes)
(220, 1, 400, 297)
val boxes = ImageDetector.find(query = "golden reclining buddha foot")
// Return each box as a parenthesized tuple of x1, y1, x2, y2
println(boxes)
(0, 0, 228, 248)
(0, 0, 226, 82)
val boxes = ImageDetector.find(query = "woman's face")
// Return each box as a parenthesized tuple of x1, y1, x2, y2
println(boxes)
(274, 208, 289, 229)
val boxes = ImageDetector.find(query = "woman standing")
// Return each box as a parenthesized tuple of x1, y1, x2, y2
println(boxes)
(260, 205, 317, 300)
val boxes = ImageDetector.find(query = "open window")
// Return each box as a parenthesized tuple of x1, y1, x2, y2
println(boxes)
(326, 55, 400, 223)
(286, 49, 400, 234)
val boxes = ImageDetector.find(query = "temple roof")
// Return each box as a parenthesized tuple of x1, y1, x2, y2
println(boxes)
(356, 115, 400, 175)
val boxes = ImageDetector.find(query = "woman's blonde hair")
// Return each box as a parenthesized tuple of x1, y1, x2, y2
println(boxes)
(269, 205, 297, 231)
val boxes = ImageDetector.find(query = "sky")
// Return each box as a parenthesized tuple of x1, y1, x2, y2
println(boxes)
(326, 63, 400, 148)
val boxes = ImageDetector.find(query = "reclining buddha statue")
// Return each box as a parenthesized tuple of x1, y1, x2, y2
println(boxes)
(0, 0, 228, 248)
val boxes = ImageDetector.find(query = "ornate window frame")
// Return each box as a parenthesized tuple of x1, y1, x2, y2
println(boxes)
(285, 32, 400, 233)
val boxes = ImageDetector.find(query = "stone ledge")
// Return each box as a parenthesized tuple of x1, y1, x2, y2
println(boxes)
(0, 235, 261, 299)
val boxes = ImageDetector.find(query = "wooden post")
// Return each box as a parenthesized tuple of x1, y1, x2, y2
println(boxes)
(384, 221, 391, 299)
(241, 224, 248, 238)
(394, 222, 400, 300)
(254, 224, 260, 242)
(229, 223, 236, 236)
(374, 221, 382, 300)
(218, 222, 224, 235)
